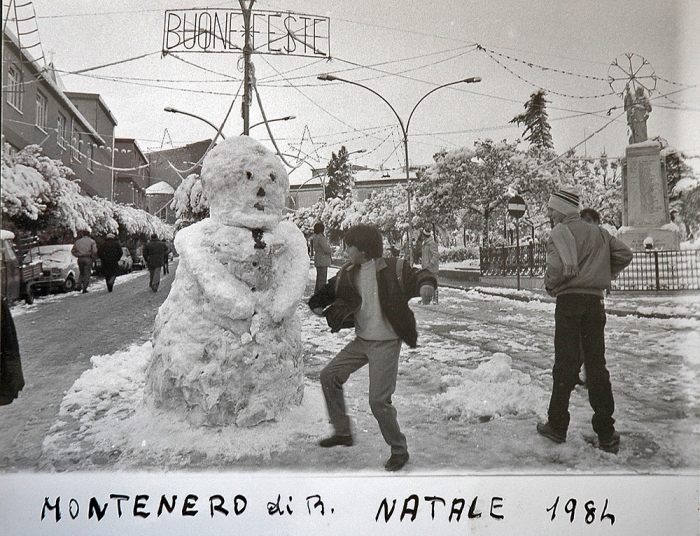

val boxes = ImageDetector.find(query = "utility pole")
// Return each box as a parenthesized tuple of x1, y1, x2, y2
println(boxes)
(239, 0, 255, 136)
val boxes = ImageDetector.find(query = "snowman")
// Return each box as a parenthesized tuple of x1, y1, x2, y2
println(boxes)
(146, 136, 309, 427)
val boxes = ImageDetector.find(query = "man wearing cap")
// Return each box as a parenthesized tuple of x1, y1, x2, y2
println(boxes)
(420, 228, 439, 304)
(537, 185, 632, 454)
(97, 233, 123, 292)
(71, 231, 98, 293)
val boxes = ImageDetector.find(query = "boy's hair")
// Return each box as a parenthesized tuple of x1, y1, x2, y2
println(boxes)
(580, 207, 601, 225)
(313, 221, 325, 234)
(343, 224, 384, 259)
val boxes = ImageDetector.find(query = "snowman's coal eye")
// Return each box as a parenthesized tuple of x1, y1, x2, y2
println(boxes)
(246, 171, 253, 180)
(269, 172, 277, 182)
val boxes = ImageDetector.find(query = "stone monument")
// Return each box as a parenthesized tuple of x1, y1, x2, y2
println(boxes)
(618, 87, 680, 251)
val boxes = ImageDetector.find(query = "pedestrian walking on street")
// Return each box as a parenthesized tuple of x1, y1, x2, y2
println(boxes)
(143, 234, 169, 292)
(71, 231, 97, 293)
(420, 228, 440, 304)
(311, 222, 333, 294)
(308, 224, 437, 471)
(537, 186, 632, 454)
(97, 233, 122, 292)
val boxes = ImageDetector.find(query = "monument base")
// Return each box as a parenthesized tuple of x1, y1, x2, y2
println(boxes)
(618, 227, 681, 252)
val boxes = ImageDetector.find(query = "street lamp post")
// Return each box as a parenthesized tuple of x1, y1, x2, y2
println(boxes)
(243, 115, 296, 135)
(317, 74, 481, 265)
(165, 108, 295, 138)
(164, 107, 226, 139)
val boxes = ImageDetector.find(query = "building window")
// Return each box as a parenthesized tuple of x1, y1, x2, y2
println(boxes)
(35, 92, 48, 131)
(87, 142, 93, 171)
(70, 120, 80, 162)
(6, 64, 23, 111)
(57, 113, 67, 148)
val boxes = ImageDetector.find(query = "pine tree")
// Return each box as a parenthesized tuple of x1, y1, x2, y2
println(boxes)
(510, 89, 554, 151)
(325, 146, 354, 200)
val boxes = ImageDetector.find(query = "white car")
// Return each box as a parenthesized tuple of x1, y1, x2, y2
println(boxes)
(30, 245, 79, 293)
(118, 247, 133, 273)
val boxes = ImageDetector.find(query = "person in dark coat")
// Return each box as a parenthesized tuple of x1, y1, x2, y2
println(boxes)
(143, 234, 169, 292)
(1, 297, 24, 405)
(97, 233, 123, 292)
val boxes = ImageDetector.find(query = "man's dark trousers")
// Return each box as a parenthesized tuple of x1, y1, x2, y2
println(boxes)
(548, 294, 616, 439)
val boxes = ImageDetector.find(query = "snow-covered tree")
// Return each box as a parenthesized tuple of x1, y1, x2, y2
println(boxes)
(360, 185, 408, 247)
(510, 89, 554, 151)
(417, 140, 543, 245)
(325, 146, 354, 200)
(171, 173, 209, 230)
(321, 196, 355, 242)
(289, 201, 324, 237)
(2, 143, 172, 241)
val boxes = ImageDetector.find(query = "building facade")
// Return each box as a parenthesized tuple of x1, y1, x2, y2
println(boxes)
(113, 138, 149, 207)
(288, 167, 420, 210)
(2, 30, 116, 198)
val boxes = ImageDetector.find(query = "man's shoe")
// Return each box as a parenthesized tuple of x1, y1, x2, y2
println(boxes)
(385, 452, 409, 472)
(598, 432, 620, 454)
(318, 434, 353, 448)
(82, 289, 89, 293)
(537, 422, 566, 444)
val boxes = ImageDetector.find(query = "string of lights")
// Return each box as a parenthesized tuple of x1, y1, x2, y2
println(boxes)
(477, 45, 609, 81)
(478, 46, 616, 99)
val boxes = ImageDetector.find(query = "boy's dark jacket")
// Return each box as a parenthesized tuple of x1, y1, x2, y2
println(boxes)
(308, 257, 437, 348)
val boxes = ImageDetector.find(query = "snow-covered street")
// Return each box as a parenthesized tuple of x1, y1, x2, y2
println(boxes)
(18, 267, 698, 475)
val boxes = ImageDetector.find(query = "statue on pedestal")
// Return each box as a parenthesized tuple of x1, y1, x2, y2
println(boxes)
(624, 86, 652, 144)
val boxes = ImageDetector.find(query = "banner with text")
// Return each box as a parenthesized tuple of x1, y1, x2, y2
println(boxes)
(162, 9, 331, 57)
(0, 473, 697, 535)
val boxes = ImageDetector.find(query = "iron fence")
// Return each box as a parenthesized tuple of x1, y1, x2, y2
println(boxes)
(480, 243, 547, 277)
(480, 244, 700, 291)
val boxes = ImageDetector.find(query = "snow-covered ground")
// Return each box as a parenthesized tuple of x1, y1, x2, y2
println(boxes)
(34, 267, 700, 474)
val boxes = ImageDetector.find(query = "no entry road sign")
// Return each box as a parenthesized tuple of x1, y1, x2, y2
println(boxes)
(507, 195, 527, 219)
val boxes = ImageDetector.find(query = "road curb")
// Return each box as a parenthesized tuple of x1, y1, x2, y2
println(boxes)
(468, 287, 698, 321)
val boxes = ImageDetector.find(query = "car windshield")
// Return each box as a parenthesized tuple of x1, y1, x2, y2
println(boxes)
(32, 247, 72, 263)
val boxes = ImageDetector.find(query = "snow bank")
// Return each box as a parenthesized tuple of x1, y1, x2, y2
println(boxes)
(433, 353, 547, 421)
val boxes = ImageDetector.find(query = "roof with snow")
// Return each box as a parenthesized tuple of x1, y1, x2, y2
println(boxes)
(145, 181, 175, 195)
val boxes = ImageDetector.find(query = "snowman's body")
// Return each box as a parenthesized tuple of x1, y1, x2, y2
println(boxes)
(146, 137, 309, 427)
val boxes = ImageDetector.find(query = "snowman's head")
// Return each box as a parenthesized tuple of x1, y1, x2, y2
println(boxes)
(201, 136, 289, 229)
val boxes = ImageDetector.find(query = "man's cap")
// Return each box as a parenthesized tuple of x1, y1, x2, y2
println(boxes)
(548, 185, 580, 216)
(106, 233, 116, 239)
(422, 229, 432, 236)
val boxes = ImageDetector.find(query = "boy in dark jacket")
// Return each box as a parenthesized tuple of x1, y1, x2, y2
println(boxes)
(308, 224, 436, 471)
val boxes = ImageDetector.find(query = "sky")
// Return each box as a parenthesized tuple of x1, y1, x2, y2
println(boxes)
(10, 0, 700, 184)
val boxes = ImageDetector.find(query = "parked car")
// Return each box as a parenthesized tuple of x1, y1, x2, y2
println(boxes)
(29, 244, 79, 293)
(118, 247, 133, 273)
(129, 246, 145, 270)
(1, 230, 42, 304)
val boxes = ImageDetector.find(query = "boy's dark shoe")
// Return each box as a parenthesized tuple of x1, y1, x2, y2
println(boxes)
(385, 452, 409, 472)
(318, 434, 353, 448)
(598, 432, 620, 454)
(536, 422, 566, 444)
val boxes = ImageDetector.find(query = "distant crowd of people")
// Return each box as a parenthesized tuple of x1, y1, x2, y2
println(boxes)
(70, 231, 175, 294)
